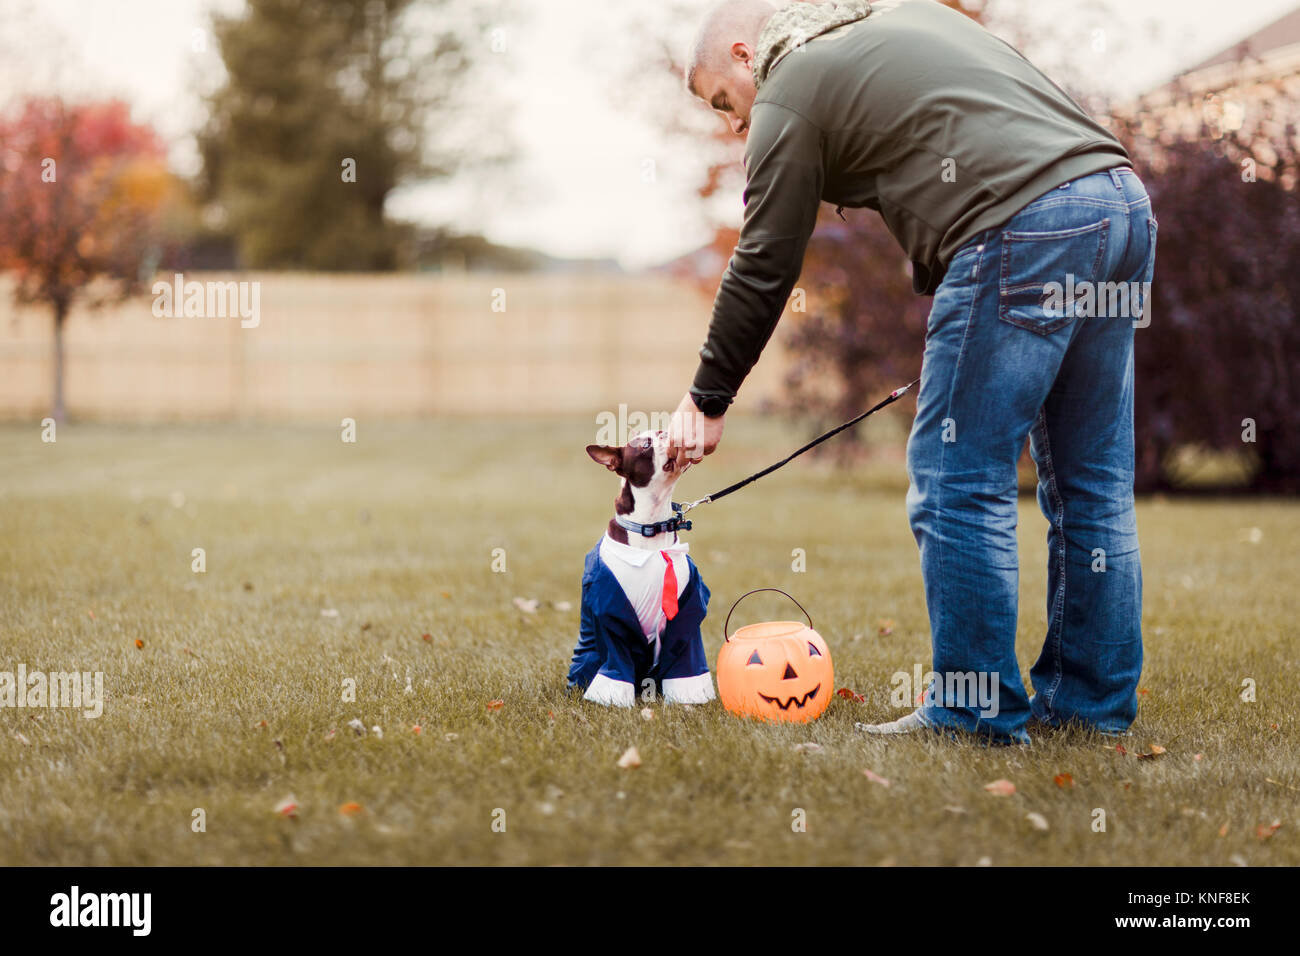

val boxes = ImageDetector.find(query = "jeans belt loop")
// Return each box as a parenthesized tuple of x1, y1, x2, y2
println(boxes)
(1109, 167, 1123, 191)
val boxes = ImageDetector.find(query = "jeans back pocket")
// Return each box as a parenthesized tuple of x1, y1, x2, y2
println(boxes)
(998, 218, 1110, 335)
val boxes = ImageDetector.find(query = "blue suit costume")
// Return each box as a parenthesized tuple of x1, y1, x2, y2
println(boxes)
(568, 538, 714, 706)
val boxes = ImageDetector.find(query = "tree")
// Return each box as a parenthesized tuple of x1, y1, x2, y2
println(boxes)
(199, 0, 484, 270)
(1109, 75, 1300, 492)
(0, 97, 173, 421)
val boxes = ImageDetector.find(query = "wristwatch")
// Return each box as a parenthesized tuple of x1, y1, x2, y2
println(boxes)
(693, 392, 731, 418)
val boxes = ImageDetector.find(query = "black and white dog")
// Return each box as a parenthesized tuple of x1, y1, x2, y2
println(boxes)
(566, 430, 715, 707)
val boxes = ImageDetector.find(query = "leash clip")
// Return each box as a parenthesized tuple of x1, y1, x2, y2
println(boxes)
(670, 500, 697, 532)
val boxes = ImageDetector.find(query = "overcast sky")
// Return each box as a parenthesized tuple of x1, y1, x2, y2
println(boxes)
(6, 0, 1298, 268)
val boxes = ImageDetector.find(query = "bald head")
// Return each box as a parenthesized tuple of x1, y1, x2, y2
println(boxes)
(685, 0, 775, 136)
(685, 0, 775, 97)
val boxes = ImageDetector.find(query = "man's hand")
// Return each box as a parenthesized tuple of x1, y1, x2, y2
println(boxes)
(667, 391, 725, 470)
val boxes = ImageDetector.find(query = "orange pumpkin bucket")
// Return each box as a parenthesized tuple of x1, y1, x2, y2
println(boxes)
(717, 589, 833, 723)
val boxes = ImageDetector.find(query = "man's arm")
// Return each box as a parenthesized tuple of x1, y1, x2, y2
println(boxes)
(668, 101, 825, 466)
(691, 101, 826, 410)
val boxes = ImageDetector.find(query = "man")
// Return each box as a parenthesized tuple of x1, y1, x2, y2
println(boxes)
(665, 0, 1156, 744)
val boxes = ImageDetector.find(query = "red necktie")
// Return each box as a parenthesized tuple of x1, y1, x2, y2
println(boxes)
(660, 551, 678, 621)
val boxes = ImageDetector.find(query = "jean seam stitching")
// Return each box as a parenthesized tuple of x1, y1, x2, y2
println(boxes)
(1035, 407, 1068, 711)
(930, 241, 986, 682)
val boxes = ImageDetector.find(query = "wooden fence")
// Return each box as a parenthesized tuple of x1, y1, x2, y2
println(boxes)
(0, 272, 791, 421)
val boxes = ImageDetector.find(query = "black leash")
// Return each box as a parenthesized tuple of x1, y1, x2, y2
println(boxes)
(667, 377, 920, 532)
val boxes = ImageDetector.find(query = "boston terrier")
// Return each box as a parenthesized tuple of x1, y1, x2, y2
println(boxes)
(567, 430, 715, 707)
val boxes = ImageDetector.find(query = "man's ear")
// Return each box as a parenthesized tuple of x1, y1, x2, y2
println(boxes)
(586, 444, 623, 473)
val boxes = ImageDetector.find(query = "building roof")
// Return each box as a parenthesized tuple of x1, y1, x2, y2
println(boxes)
(1184, 6, 1300, 74)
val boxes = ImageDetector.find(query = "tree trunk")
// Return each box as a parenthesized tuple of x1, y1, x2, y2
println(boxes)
(52, 301, 67, 423)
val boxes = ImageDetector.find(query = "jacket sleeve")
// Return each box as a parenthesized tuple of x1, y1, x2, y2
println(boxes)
(690, 102, 825, 407)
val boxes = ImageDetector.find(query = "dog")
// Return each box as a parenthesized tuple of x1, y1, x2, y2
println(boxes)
(567, 429, 715, 707)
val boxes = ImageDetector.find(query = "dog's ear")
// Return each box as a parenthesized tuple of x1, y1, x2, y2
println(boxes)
(586, 444, 622, 473)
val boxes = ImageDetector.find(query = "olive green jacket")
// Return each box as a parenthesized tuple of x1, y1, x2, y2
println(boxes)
(691, 0, 1130, 407)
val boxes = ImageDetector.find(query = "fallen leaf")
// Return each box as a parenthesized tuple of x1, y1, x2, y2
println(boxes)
(338, 801, 364, 816)
(441, 591, 451, 599)
(1115, 743, 1128, 756)
(512, 597, 539, 614)
(255, 720, 268, 730)
(274, 796, 298, 818)
(444, 732, 458, 741)
(943, 805, 967, 814)
(347, 718, 366, 736)
(794, 742, 823, 754)
(1218, 822, 1229, 837)
(837, 687, 866, 703)
(1256, 819, 1283, 840)
(984, 779, 1016, 796)
(553, 600, 572, 612)
(640, 708, 654, 721)
(324, 729, 336, 741)
(370, 725, 383, 739)
(321, 608, 339, 618)
(422, 633, 432, 642)
(1194, 753, 1204, 762)
(411, 725, 422, 735)
(863, 768, 891, 787)
(1053, 773, 1075, 789)
(360, 622, 372, 631)
(87, 610, 96, 620)
(486, 699, 505, 711)
(617, 746, 641, 769)
(133, 639, 144, 650)
(1138, 688, 1150, 696)
(1026, 812, 1049, 831)
(877, 619, 895, 635)
(1136, 744, 1167, 760)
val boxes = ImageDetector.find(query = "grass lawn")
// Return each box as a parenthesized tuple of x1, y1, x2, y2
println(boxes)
(0, 418, 1296, 866)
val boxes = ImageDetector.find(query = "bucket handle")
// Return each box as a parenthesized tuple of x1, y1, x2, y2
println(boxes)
(724, 588, 813, 642)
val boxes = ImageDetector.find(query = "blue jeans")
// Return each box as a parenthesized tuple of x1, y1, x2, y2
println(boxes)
(906, 166, 1156, 744)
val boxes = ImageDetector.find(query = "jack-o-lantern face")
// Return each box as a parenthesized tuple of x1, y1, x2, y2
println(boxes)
(717, 621, 833, 723)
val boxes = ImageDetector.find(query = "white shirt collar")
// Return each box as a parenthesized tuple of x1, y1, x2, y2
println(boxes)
(601, 532, 689, 567)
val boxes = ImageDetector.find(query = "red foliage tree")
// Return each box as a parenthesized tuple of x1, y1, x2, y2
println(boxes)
(0, 97, 172, 420)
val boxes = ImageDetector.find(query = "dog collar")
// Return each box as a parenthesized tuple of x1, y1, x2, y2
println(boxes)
(614, 502, 693, 537)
